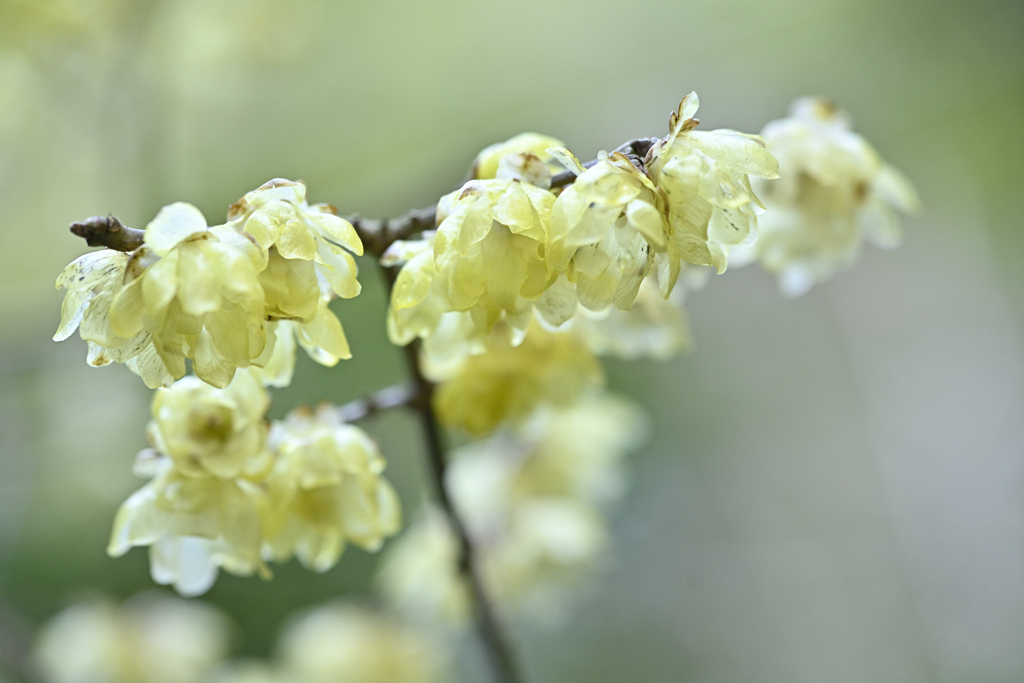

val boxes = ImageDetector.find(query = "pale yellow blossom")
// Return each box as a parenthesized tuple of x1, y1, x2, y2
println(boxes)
(261, 409, 401, 572)
(647, 92, 780, 284)
(147, 369, 270, 479)
(108, 458, 267, 596)
(746, 97, 920, 295)
(278, 603, 445, 683)
(32, 595, 230, 683)
(432, 323, 603, 436)
(471, 132, 566, 182)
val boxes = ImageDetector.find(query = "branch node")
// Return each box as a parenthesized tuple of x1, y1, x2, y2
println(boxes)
(69, 214, 145, 252)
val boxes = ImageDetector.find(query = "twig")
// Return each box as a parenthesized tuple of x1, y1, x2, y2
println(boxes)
(69, 214, 145, 252)
(381, 266, 524, 683)
(318, 384, 418, 423)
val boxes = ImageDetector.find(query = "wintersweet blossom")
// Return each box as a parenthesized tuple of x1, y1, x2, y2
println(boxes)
(108, 459, 267, 597)
(147, 369, 270, 479)
(431, 323, 604, 435)
(33, 595, 230, 683)
(261, 408, 401, 572)
(647, 92, 780, 286)
(743, 97, 920, 295)
(432, 178, 556, 336)
(546, 149, 663, 313)
(278, 603, 445, 683)
(106, 202, 268, 388)
(471, 132, 566, 182)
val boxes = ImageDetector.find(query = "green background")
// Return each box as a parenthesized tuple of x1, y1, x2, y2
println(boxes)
(1, 0, 1022, 681)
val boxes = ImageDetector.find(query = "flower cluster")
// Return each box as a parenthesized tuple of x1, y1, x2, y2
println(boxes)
(108, 370, 400, 596)
(55, 179, 360, 389)
(385, 93, 777, 358)
(739, 97, 920, 295)
(378, 394, 647, 621)
(33, 595, 446, 683)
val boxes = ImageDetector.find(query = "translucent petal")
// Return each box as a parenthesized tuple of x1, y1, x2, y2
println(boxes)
(305, 211, 363, 256)
(685, 130, 780, 179)
(144, 203, 208, 256)
(108, 278, 147, 338)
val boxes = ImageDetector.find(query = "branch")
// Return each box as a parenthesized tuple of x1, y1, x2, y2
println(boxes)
(69, 214, 145, 252)
(318, 383, 418, 423)
(380, 265, 525, 683)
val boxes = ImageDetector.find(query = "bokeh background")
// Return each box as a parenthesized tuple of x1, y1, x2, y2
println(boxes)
(1, 0, 1022, 681)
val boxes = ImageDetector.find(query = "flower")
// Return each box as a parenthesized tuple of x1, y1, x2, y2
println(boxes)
(546, 149, 663, 313)
(32, 595, 230, 683)
(432, 178, 556, 337)
(277, 603, 445, 683)
(227, 178, 363, 299)
(105, 202, 268, 388)
(108, 460, 267, 597)
(53, 249, 168, 386)
(147, 369, 270, 479)
(431, 323, 604, 436)
(261, 408, 401, 573)
(647, 92, 780, 286)
(745, 97, 920, 295)
(471, 132, 566, 182)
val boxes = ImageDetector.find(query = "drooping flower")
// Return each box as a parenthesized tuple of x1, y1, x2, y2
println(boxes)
(546, 149, 663, 314)
(431, 323, 604, 436)
(147, 368, 270, 479)
(53, 249, 169, 387)
(32, 595, 230, 683)
(108, 458, 268, 597)
(646, 92, 780, 286)
(432, 178, 556, 337)
(103, 202, 268, 388)
(743, 97, 920, 296)
(277, 603, 446, 683)
(261, 407, 401, 573)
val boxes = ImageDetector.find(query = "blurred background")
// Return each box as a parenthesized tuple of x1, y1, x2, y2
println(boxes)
(1, 0, 1022, 681)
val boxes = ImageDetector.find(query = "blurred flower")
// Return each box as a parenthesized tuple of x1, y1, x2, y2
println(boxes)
(261, 408, 401, 573)
(647, 92, 780, 283)
(277, 603, 445, 683)
(380, 394, 647, 621)
(33, 594, 230, 683)
(743, 97, 920, 295)
(208, 661, 284, 683)
(431, 323, 604, 436)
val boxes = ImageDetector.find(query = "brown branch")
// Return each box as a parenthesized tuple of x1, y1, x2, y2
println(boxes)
(69, 214, 145, 252)
(380, 265, 525, 683)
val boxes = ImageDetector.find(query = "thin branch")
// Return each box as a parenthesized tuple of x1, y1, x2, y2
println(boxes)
(380, 265, 524, 683)
(318, 384, 417, 423)
(69, 214, 145, 251)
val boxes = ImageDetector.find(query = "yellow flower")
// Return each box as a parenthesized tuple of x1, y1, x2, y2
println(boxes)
(54, 249, 171, 387)
(574, 271, 699, 360)
(278, 603, 445, 683)
(376, 508, 471, 624)
(32, 595, 230, 683)
(148, 369, 270, 479)
(432, 324, 603, 436)
(433, 178, 556, 336)
(746, 97, 920, 295)
(108, 459, 268, 597)
(227, 178, 363, 299)
(261, 408, 401, 573)
(647, 92, 780, 284)
(105, 202, 268, 388)
(547, 149, 663, 313)
(471, 132, 566, 182)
